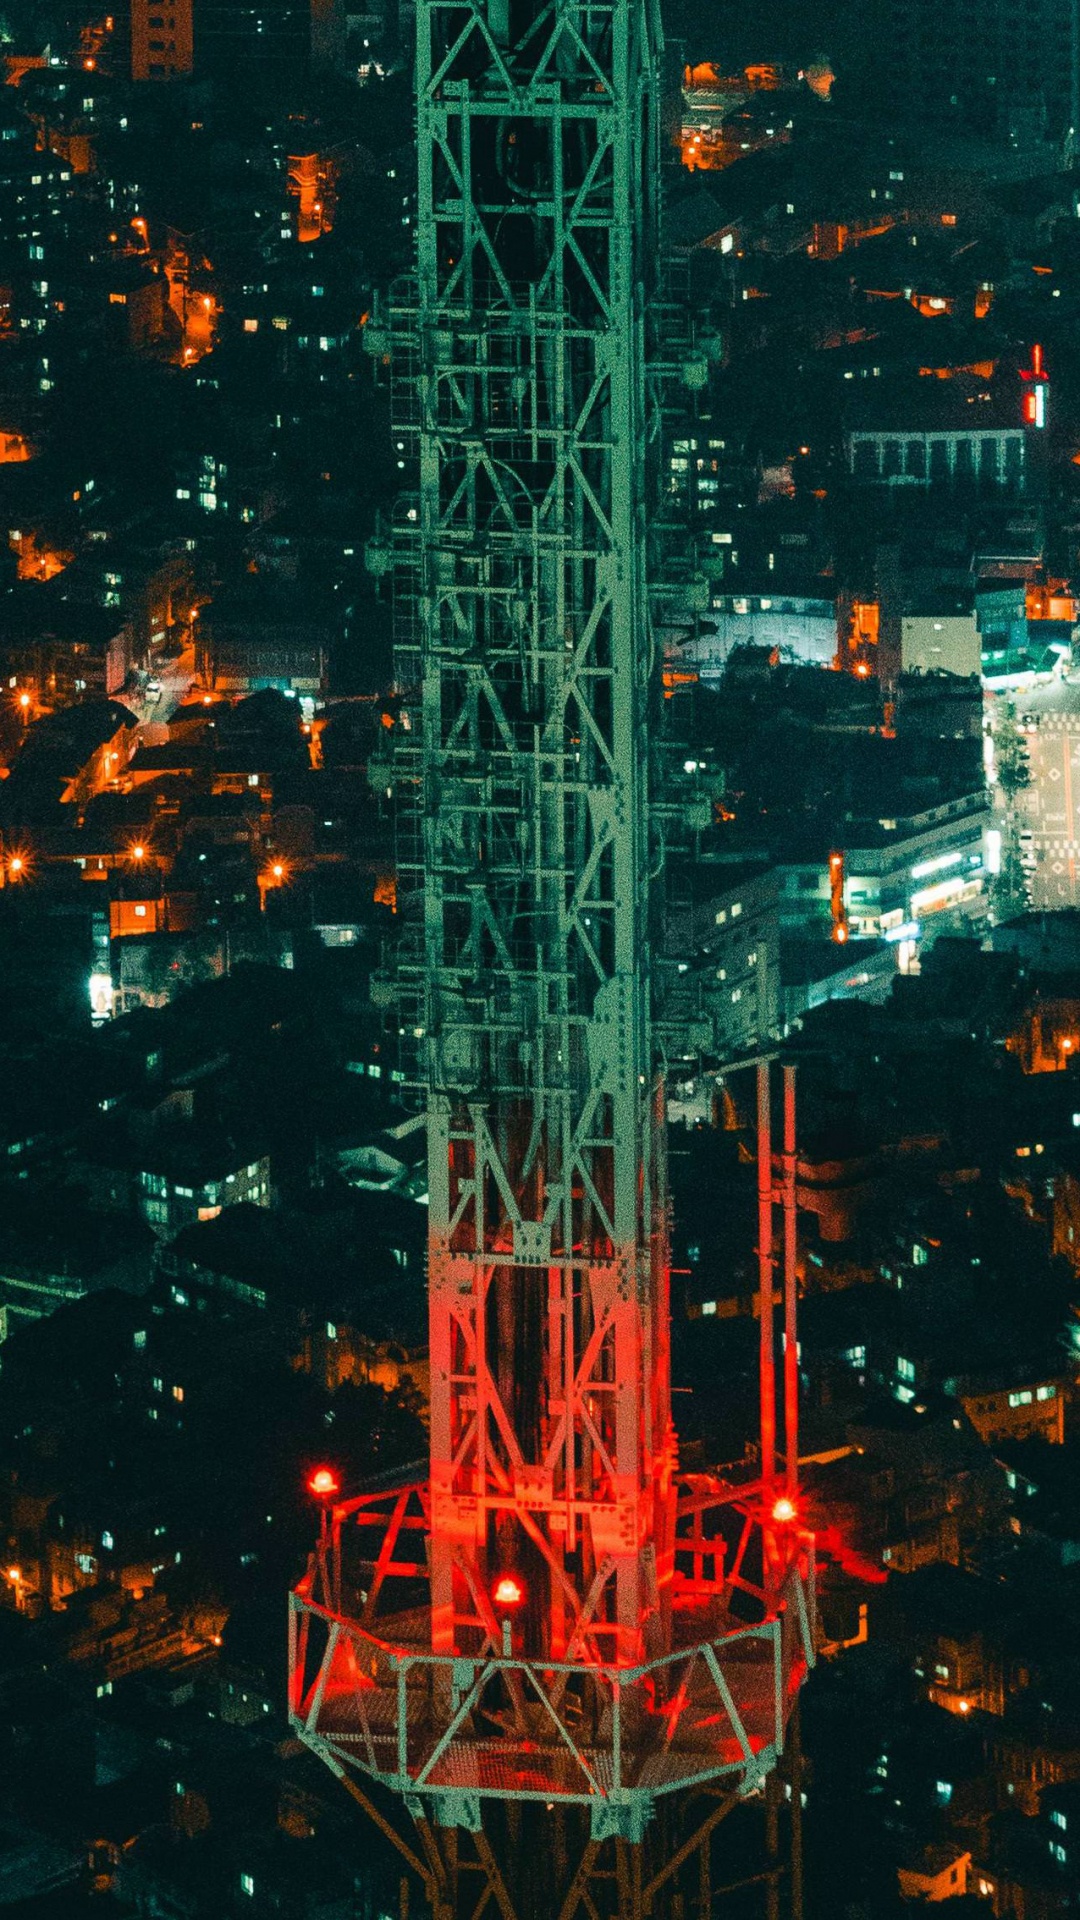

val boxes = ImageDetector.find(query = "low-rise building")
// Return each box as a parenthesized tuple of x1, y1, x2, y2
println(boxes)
(897, 1843, 972, 1903)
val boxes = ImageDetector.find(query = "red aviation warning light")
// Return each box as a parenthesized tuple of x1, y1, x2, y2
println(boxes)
(771, 1495, 797, 1525)
(307, 1467, 339, 1498)
(493, 1574, 525, 1611)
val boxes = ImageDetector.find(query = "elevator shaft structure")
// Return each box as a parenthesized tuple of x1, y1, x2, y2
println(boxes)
(290, 0, 813, 1901)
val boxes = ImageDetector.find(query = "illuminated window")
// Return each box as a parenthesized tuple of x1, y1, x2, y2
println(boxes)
(897, 1357, 916, 1382)
(1037, 1385, 1056, 1401)
(172, 1385, 184, 1402)
(935, 1780, 952, 1805)
(101, 1530, 114, 1550)
(701, 1301, 717, 1316)
(1053, 1811, 1068, 1831)
(243, 318, 258, 333)
(240, 1874, 255, 1896)
(1008, 1390, 1033, 1407)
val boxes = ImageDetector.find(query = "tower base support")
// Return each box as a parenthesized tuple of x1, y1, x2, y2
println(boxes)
(336, 1742, 804, 1920)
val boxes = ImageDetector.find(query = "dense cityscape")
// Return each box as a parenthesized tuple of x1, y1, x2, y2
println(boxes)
(4, 0, 1080, 1914)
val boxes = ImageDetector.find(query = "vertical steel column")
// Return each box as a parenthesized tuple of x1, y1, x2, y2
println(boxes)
(757, 1063, 775, 1492)
(782, 1066, 798, 1498)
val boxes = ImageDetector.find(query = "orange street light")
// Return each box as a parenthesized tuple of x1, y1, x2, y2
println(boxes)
(260, 859, 289, 909)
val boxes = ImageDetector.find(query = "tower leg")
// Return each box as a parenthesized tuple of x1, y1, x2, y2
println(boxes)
(787, 1705, 804, 1920)
(765, 1772, 781, 1920)
(346, 1785, 809, 1920)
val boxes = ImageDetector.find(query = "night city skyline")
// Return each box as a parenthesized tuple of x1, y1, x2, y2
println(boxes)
(3, 2, 1080, 1918)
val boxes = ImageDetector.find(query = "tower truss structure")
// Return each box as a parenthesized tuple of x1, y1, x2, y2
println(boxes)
(290, 0, 813, 1905)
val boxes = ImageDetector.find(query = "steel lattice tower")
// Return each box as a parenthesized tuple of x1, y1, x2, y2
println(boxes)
(289, 0, 814, 1909)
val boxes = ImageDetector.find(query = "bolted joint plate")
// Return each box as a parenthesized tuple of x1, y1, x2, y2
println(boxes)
(591, 1797, 654, 1845)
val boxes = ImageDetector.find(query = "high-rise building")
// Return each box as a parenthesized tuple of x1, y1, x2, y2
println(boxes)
(193, 0, 310, 84)
(874, 0, 1079, 141)
(130, 0, 194, 80)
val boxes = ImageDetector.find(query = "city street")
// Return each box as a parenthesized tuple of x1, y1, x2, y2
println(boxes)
(124, 645, 196, 737)
(1012, 680, 1080, 908)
